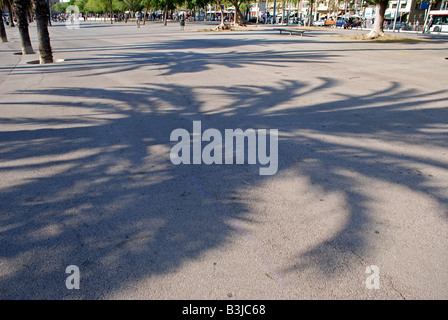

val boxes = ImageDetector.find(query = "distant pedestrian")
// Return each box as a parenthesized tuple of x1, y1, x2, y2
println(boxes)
(180, 16, 185, 30)
(136, 12, 141, 28)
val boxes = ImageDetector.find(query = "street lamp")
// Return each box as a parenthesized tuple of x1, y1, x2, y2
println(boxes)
(273, 0, 276, 24)
(47, 0, 52, 26)
(392, 0, 401, 32)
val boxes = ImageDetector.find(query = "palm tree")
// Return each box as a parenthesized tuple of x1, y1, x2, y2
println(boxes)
(33, 0, 53, 63)
(217, 0, 226, 29)
(14, 0, 34, 54)
(230, 0, 246, 25)
(0, 7, 7, 42)
(365, 0, 388, 39)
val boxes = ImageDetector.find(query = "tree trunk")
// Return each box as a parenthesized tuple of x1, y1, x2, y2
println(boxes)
(308, 1, 313, 26)
(265, 0, 269, 24)
(33, 0, 53, 63)
(14, 0, 34, 54)
(296, 0, 300, 24)
(282, 0, 285, 24)
(7, 3, 15, 27)
(143, 6, 149, 25)
(47, 0, 52, 26)
(28, 8, 33, 22)
(365, 0, 389, 39)
(0, 8, 7, 42)
(164, 0, 169, 26)
(220, 5, 225, 26)
(214, 1, 229, 30)
(231, 1, 246, 25)
(422, 2, 432, 33)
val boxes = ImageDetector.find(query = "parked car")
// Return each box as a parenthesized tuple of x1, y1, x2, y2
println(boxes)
(312, 20, 325, 26)
(386, 22, 410, 30)
(325, 18, 336, 27)
(350, 19, 362, 29)
(336, 18, 346, 28)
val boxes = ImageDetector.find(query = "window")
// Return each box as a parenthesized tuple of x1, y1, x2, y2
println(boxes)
(433, 16, 448, 25)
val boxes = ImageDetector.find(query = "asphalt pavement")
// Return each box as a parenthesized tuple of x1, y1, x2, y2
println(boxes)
(0, 20, 447, 300)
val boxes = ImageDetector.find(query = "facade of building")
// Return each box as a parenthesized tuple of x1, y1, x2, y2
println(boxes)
(385, 0, 446, 24)
(205, 0, 446, 24)
(250, 0, 446, 24)
(386, 0, 425, 24)
(250, 0, 371, 21)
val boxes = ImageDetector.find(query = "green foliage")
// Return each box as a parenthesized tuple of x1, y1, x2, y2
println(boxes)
(120, 0, 143, 11)
(184, 0, 211, 9)
(240, 1, 252, 11)
(52, 2, 70, 12)
(74, 0, 89, 12)
(140, 0, 151, 7)
(80, 0, 123, 13)
(149, 0, 182, 10)
(49, 0, 274, 15)
(84, 0, 104, 12)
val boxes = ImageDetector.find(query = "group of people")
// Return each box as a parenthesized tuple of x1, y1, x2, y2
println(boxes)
(133, 12, 192, 29)
(343, 17, 363, 29)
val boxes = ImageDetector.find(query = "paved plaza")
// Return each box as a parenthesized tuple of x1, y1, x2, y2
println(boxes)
(0, 21, 447, 299)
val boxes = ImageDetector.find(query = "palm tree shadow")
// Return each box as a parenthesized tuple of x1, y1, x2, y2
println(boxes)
(0, 78, 447, 299)
(1, 36, 338, 77)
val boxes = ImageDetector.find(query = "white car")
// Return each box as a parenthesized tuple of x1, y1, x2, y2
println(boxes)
(312, 20, 325, 26)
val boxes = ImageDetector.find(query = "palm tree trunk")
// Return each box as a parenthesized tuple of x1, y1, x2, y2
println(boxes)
(143, 6, 149, 25)
(0, 8, 7, 42)
(281, 0, 285, 24)
(14, 0, 34, 54)
(231, 1, 246, 25)
(365, 0, 388, 39)
(308, 1, 313, 26)
(164, 0, 169, 26)
(33, 0, 53, 63)
(220, 4, 225, 26)
(28, 8, 33, 22)
(7, 3, 15, 27)
(214, 0, 228, 30)
(109, 0, 113, 24)
(47, 0, 52, 26)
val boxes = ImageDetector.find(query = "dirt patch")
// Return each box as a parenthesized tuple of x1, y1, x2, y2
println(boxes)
(195, 25, 255, 32)
(332, 34, 429, 42)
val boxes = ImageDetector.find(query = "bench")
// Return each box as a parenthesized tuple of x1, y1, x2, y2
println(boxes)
(274, 28, 306, 36)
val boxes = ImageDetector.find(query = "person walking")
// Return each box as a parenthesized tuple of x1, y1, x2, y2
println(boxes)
(180, 15, 185, 30)
(136, 12, 141, 28)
